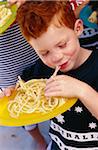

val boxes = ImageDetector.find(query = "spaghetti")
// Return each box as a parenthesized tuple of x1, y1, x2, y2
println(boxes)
(8, 67, 67, 118)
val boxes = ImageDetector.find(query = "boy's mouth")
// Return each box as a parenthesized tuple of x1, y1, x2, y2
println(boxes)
(60, 61, 69, 70)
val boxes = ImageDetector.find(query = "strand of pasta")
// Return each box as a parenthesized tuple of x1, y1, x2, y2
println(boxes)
(8, 66, 67, 118)
(51, 66, 60, 78)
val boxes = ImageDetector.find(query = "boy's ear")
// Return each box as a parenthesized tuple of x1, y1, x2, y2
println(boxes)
(74, 19, 83, 36)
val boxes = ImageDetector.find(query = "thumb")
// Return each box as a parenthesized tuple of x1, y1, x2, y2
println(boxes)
(4, 87, 14, 97)
(4, 88, 12, 97)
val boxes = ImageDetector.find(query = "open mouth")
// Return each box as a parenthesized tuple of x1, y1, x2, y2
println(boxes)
(60, 61, 69, 70)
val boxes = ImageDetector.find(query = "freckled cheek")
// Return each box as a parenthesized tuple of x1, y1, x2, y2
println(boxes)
(70, 49, 79, 62)
(64, 49, 76, 58)
(70, 49, 77, 57)
(64, 40, 78, 57)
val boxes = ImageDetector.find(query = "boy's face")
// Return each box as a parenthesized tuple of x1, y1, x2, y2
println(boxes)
(29, 20, 83, 73)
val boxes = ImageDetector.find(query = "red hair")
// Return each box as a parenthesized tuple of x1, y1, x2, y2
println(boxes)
(17, 1, 76, 40)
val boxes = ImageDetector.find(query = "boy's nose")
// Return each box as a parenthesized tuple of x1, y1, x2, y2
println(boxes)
(51, 52, 63, 63)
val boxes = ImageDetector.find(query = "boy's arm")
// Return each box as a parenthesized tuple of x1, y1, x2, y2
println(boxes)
(78, 82, 98, 120)
(45, 75, 98, 120)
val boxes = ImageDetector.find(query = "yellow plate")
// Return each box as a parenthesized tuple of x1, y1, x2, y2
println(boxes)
(0, 1, 18, 34)
(0, 92, 77, 126)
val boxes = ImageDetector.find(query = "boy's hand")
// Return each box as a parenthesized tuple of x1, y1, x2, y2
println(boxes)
(7, 0, 26, 8)
(0, 86, 15, 99)
(45, 75, 84, 99)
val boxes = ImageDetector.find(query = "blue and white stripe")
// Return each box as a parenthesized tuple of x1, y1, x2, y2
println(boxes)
(0, 23, 39, 88)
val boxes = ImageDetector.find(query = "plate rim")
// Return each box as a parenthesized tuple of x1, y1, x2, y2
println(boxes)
(0, 95, 77, 126)
(0, 1, 18, 34)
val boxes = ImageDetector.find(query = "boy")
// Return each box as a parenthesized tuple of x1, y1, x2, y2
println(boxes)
(0, 0, 48, 150)
(17, 1, 98, 149)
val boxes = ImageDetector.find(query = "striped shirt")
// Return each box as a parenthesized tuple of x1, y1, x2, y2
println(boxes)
(0, 23, 39, 88)
(79, 26, 98, 50)
(79, 4, 98, 51)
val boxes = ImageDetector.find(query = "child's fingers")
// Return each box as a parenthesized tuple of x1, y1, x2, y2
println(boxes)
(45, 80, 59, 91)
(45, 88, 61, 97)
(45, 91, 62, 97)
(3, 87, 15, 97)
(7, 0, 17, 4)
(4, 88, 12, 97)
(0, 86, 15, 98)
(7, 0, 25, 8)
(46, 75, 64, 85)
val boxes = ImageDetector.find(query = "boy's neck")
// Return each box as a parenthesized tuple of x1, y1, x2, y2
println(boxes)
(74, 48, 92, 69)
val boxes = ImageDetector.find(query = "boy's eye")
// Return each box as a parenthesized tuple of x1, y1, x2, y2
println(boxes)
(58, 43, 66, 48)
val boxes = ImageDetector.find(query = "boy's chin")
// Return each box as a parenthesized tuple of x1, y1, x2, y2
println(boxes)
(60, 67, 72, 73)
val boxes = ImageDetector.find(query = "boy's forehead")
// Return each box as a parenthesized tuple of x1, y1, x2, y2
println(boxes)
(29, 24, 69, 51)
